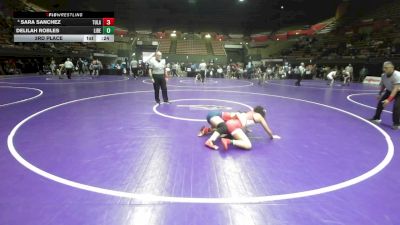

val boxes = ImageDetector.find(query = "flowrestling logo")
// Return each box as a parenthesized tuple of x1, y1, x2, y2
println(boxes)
(363, 76, 381, 85)
(177, 105, 233, 111)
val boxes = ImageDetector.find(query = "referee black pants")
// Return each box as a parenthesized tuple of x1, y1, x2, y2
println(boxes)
(131, 67, 138, 77)
(172, 69, 178, 77)
(200, 70, 206, 83)
(373, 90, 400, 125)
(78, 67, 84, 75)
(295, 74, 302, 86)
(66, 68, 73, 79)
(153, 74, 169, 103)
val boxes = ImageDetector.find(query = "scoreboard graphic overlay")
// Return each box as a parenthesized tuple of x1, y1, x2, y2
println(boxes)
(13, 12, 115, 43)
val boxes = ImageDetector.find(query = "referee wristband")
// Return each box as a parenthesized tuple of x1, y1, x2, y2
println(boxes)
(387, 96, 395, 102)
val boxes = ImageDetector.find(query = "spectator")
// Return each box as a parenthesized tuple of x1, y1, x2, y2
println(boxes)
(359, 66, 369, 82)
(216, 66, 224, 78)
(345, 64, 354, 82)
(130, 58, 138, 79)
(171, 62, 179, 77)
(77, 58, 84, 75)
(50, 59, 56, 75)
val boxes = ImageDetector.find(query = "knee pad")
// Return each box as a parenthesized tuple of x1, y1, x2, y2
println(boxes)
(216, 122, 228, 135)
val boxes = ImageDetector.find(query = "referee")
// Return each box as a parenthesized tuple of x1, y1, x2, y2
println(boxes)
(64, 58, 74, 79)
(295, 62, 305, 86)
(149, 51, 170, 104)
(199, 60, 207, 83)
(370, 61, 400, 130)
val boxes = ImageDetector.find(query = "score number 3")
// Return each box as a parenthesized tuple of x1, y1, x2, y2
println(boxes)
(102, 18, 115, 26)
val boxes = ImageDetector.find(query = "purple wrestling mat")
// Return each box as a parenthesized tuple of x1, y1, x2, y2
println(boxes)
(0, 75, 399, 225)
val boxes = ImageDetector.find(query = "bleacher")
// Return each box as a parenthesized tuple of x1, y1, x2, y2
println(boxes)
(114, 36, 132, 43)
(0, 14, 13, 47)
(0, 35, 11, 46)
(249, 40, 296, 58)
(158, 39, 171, 54)
(361, 0, 400, 20)
(280, 0, 400, 60)
(249, 0, 400, 61)
(176, 39, 207, 55)
(211, 41, 226, 56)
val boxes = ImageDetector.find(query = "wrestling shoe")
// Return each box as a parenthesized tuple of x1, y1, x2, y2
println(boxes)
(205, 140, 218, 150)
(369, 118, 381, 124)
(198, 126, 212, 137)
(221, 138, 231, 150)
